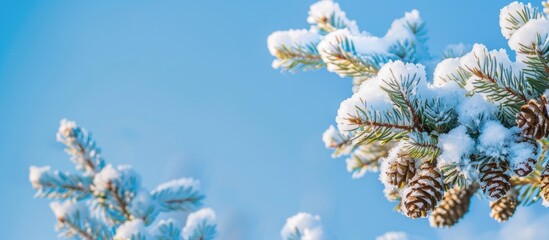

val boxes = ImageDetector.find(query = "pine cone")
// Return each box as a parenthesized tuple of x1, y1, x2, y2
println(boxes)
(511, 157, 537, 177)
(489, 190, 518, 222)
(516, 96, 549, 140)
(401, 163, 444, 219)
(384, 156, 416, 189)
(540, 165, 549, 204)
(479, 162, 511, 201)
(429, 183, 479, 228)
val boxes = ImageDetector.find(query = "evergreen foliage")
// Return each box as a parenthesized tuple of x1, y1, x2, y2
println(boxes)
(29, 120, 217, 240)
(268, 0, 549, 228)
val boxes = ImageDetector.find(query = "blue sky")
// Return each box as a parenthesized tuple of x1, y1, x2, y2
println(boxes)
(1, 0, 547, 239)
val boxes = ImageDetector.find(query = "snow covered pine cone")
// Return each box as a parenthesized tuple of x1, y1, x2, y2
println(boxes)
(429, 184, 479, 228)
(489, 190, 518, 222)
(516, 96, 549, 140)
(401, 163, 444, 218)
(479, 162, 511, 201)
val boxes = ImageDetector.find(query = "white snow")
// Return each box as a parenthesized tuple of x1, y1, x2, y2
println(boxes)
(50, 200, 87, 220)
(335, 61, 429, 132)
(322, 125, 347, 148)
(384, 10, 422, 43)
(29, 165, 50, 186)
(114, 219, 149, 240)
(56, 118, 77, 142)
(152, 178, 200, 194)
(456, 94, 498, 127)
(93, 164, 121, 192)
(509, 18, 549, 52)
(500, 2, 542, 39)
(182, 208, 217, 239)
(307, 0, 359, 34)
(437, 126, 474, 167)
(432, 58, 461, 87)
(267, 29, 321, 56)
(477, 120, 513, 159)
(281, 212, 328, 240)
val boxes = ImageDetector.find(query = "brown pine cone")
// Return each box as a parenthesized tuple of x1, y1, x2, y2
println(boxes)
(516, 96, 549, 139)
(511, 157, 537, 177)
(401, 163, 444, 219)
(479, 162, 511, 201)
(384, 155, 416, 189)
(489, 190, 518, 222)
(429, 183, 479, 228)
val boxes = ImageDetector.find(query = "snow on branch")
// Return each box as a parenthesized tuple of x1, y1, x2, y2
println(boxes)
(269, 0, 549, 228)
(29, 120, 217, 240)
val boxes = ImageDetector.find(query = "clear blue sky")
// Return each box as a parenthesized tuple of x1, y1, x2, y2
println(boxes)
(1, 0, 547, 239)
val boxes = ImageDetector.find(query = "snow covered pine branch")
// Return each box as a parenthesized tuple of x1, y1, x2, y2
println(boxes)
(268, 0, 549, 228)
(29, 119, 217, 240)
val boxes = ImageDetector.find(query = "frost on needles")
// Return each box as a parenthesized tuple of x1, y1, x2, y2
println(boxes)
(268, 0, 549, 228)
(29, 119, 217, 240)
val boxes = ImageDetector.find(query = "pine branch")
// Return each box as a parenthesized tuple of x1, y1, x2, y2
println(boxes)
(30, 167, 92, 200)
(518, 34, 549, 95)
(346, 106, 413, 145)
(380, 70, 424, 131)
(320, 35, 392, 78)
(57, 119, 105, 175)
(273, 44, 325, 72)
(152, 179, 204, 212)
(401, 132, 439, 160)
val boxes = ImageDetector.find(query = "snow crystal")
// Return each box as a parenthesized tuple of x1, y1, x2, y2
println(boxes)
(152, 178, 200, 193)
(29, 165, 50, 186)
(509, 18, 549, 52)
(477, 120, 513, 159)
(281, 212, 328, 240)
(182, 208, 216, 239)
(437, 126, 474, 166)
(500, 2, 542, 39)
(376, 231, 408, 240)
(307, 0, 359, 34)
(114, 219, 149, 239)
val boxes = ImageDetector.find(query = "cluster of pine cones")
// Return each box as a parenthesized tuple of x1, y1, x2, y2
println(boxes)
(380, 95, 549, 228)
